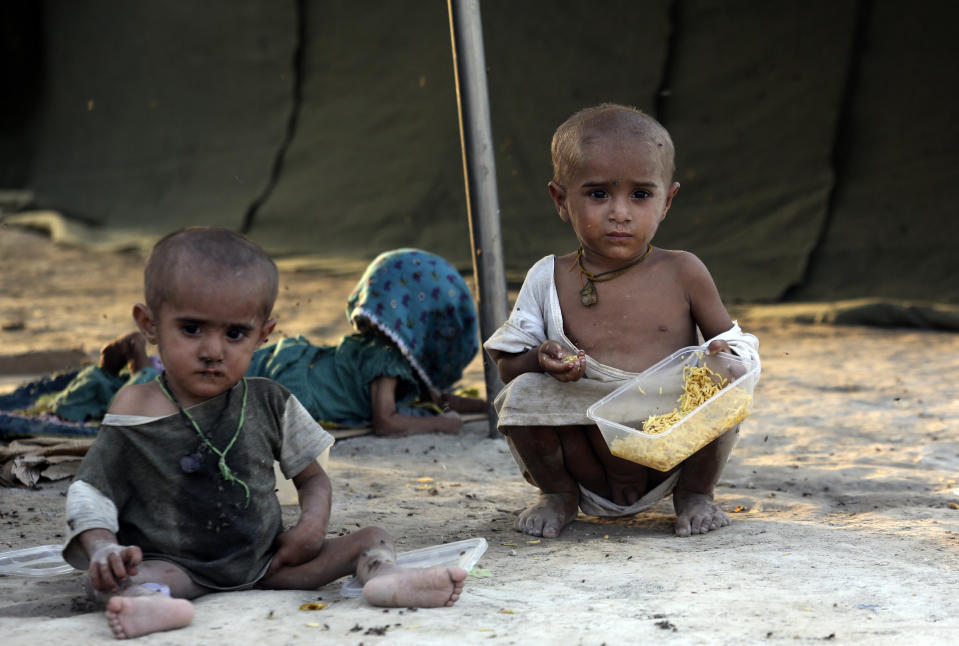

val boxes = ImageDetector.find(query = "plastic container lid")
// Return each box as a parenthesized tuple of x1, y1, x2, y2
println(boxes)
(0, 544, 75, 577)
(587, 347, 760, 472)
(340, 537, 488, 598)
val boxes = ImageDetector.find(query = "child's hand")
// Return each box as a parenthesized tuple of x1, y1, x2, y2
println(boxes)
(89, 543, 143, 592)
(268, 517, 326, 576)
(705, 339, 731, 355)
(538, 340, 586, 382)
(705, 339, 747, 378)
(431, 411, 463, 434)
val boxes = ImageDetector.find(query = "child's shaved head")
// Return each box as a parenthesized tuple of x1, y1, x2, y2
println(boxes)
(144, 227, 278, 319)
(551, 103, 675, 186)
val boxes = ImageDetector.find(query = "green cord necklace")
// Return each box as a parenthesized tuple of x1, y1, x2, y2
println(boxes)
(156, 373, 251, 507)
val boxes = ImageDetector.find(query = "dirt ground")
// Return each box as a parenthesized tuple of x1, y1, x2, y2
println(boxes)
(1, 224, 958, 645)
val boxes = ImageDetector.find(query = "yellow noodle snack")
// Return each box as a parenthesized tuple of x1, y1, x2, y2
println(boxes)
(642, 365, 727, 434)
(609, 364, 753, 471)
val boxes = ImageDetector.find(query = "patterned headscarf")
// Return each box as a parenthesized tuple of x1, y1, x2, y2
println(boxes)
(346, 249, 479, 392)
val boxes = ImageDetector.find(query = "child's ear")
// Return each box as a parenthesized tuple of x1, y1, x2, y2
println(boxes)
(660, 181, 680, 220)
(258, 318, 277, 345)
(132, 303, 158, 344)
(548, 181, 570, 223)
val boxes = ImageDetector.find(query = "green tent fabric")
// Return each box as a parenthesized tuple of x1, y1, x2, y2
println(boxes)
(251, 0, 673, 269)
(655, 0, 859, 302)
(3, 0, 958, 327)
(789, 0, 959, 305)
(11, 1, 295, 242)
(248, 1, 471, 260)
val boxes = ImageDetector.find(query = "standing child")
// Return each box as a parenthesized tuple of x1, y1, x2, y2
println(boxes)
(63, 228, 466, 640)
(484, 104, 760, 539)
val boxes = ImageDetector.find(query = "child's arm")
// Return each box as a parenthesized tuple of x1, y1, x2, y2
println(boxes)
(76, 528, 143, 593)
(676, 252, 736, 344)
(436, 389, 488, 414)
(369, 376, 461, 436)
(489, 341, 586, 384)
(679, 252, 760, 364)
(267, 461, 331, 575)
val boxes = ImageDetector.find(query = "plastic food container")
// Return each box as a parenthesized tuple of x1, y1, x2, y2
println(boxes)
(587, 347, 759, 472)
(0, 545, 75, 577)
(340, 537, 488, 598)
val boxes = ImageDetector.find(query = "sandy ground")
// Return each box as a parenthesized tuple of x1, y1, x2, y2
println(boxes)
(1, 224, 958, 645)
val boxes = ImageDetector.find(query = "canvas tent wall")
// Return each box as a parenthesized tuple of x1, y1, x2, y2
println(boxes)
(2, 0, 957, 314)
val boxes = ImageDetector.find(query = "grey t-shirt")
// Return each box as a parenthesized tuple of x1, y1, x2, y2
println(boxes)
(64, 377, 334, 590)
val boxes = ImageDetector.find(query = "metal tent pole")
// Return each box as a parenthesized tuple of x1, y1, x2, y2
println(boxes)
(448, 0, 508, 436)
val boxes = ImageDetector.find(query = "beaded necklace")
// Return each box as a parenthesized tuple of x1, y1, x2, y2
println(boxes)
(156, 373, 251, 507)
(573, 244, 653, 307)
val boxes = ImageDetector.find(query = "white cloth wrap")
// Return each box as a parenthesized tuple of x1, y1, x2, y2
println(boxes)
(708, 322, 761, 376)
(578, 471, 682, 518)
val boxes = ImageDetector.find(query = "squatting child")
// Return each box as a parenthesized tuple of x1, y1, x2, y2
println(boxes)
(484, 104, 760, 539)
(63, 228, 466, 640)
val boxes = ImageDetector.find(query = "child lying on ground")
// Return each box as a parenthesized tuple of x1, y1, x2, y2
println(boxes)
(484, 104, 760, 539)
(63, 228, 467, 640)
(48, 248, 486, 436)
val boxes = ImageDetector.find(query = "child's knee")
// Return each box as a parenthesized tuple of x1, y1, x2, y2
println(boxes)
(505, 426, 562, 457)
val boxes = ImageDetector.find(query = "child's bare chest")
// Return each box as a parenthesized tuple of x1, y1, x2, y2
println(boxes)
(555, 262, 698, 372)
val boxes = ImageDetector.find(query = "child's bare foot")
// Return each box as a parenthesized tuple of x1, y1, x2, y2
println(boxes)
(99, 332, 149, 376)
(673, 490, 730, 537)
(362, 566, 467, 608)
(515, 491, 579, 538)
(105, 594, 194, 639)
